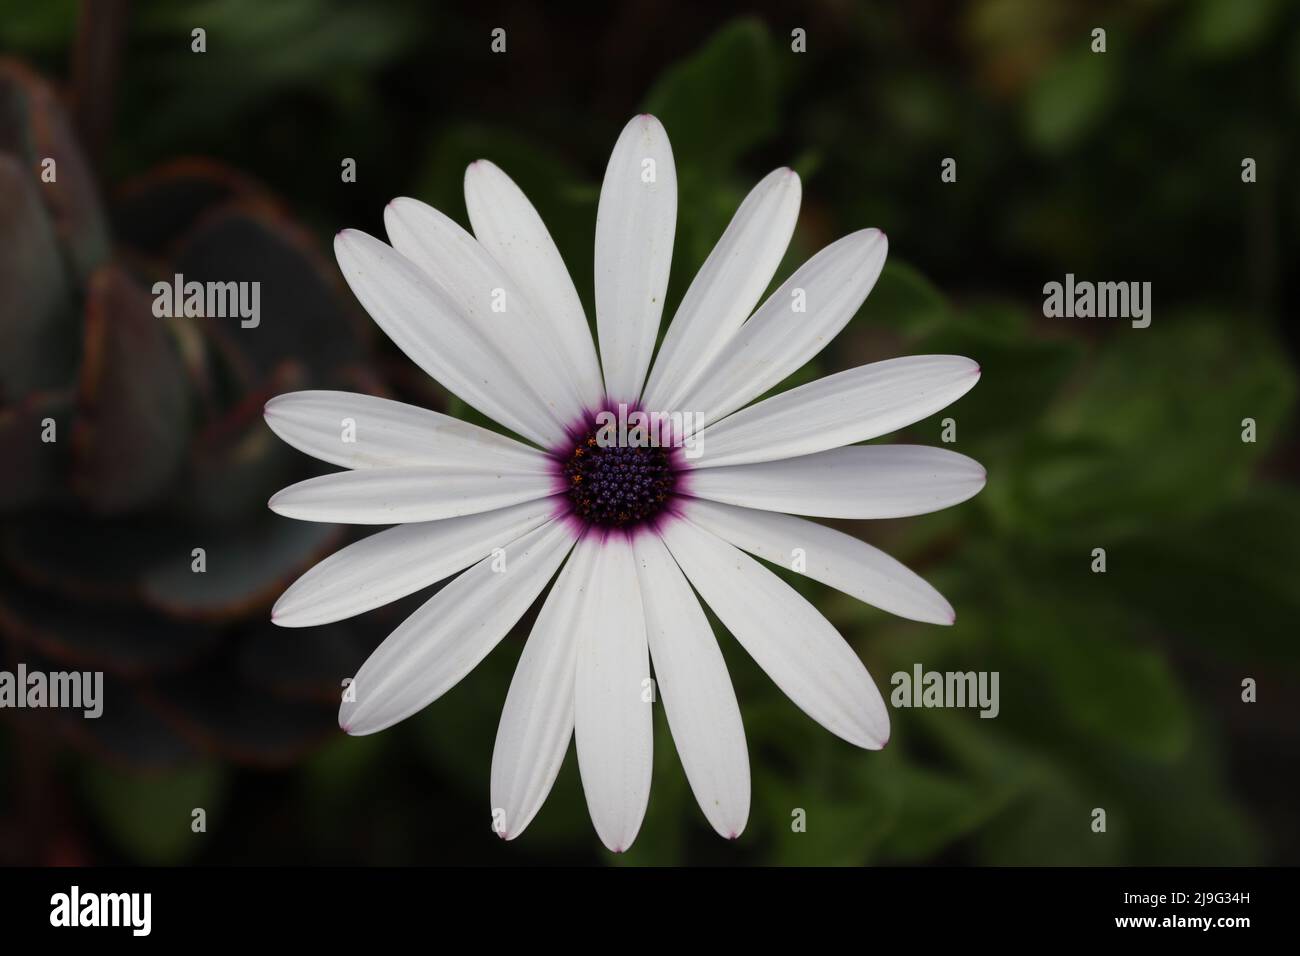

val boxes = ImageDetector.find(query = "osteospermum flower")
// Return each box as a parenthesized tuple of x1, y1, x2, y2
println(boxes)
(264, 115, 984, 850)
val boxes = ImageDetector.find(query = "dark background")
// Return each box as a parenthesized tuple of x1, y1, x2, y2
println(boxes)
(1, 0, 1297, 866)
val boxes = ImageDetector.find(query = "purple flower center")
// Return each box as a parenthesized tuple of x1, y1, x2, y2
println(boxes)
(559, 425, 678, 530)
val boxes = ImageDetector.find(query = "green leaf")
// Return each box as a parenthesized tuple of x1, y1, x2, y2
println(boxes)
(1116, 739, 1262, 865)
(987, 552, 1195, 762)
(1044, 624, 1194, 762)
(1112, 486, 1300, 667)
(301, 730, 390, 801)
(908, 310, 1083, 449)
(643, 18, 781, 171)
(1023, 46, 1118, 152)
(742, 706, 906, 866)
(128, 0, 419, 147)
(0, 0, 76, 52)
(756, 764, 901, 866)
(861, 259, 953, 338)
(81, 762, 227, 864)
(1005, 314, 1296, 541)
(877, 763, 1022, 861)
(916, 710, 1123, 865)
(976, 774, 1126, 865)
(1179, 0, 1284, 60)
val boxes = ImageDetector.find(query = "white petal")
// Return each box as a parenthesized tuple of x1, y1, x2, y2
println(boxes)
(642, 168, 801, 413)
(633, 531, 749, 839)
(684, 498, 954, 626)
(659, 517, 888, 749)
(594, 115, 676, 402)
(490, 536, 595, 840)
(686, 445, 986, 519)
(574, 532, 652, 852)
(340, 519, 575, 736)
(272, 499, 556, 628)
(464, 160, 604, 407)
(268, 466, 556, 525)
(693, 355, 981, 468)
(264, 390, 550, 472)
(383, 198, 593, 432)
(676, 229, 889, 426)
(334, 229, 560, 446)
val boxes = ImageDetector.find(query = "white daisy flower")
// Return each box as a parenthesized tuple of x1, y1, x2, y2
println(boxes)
(265, 114, 984, 851)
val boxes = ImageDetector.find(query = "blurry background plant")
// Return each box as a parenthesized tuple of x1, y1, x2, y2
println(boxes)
(0, 0, 1296, 866)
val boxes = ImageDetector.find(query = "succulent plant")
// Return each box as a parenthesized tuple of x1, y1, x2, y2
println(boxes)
(0, 59, 383, 826)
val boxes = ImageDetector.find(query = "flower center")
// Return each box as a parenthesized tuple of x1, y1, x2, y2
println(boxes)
(560, 425, 677, 530)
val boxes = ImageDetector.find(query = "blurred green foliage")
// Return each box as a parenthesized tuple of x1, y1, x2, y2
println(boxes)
(1, 0, 1296, 866)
